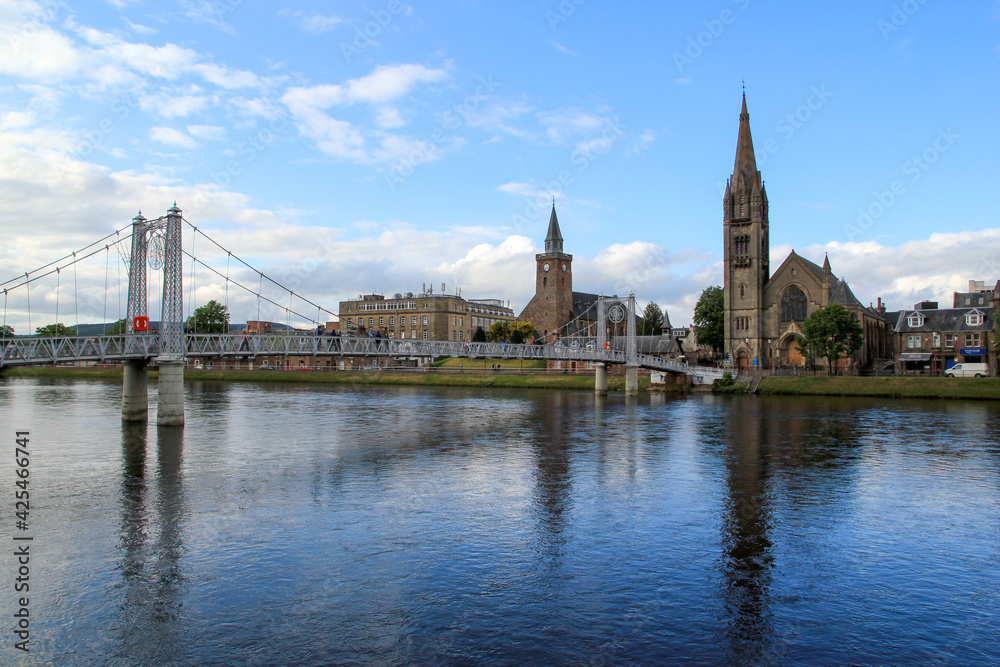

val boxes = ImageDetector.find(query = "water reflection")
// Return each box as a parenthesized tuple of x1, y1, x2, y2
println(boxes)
(114, 424, 186, 662)
(719, 399, 775, 663)
(531, 392, 573, 562)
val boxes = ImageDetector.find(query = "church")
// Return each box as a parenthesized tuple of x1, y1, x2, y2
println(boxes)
(517, 203, 600, 341)
(723, 94, 890, 371)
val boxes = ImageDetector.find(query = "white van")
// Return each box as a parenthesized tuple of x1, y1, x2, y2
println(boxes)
(945, 363, 989, 378)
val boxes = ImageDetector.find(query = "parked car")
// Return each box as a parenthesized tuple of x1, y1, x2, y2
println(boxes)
(945, 363, 988, 378)
(258, 363, 274, 370)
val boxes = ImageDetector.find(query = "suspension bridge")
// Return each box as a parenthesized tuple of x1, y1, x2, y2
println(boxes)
(1, 204, 724, 425)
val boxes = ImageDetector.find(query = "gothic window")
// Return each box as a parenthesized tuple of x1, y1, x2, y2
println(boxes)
(733, 234, 751, 267)
(780, 286, 808, 323)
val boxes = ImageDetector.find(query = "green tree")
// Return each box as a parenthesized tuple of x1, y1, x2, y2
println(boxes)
(0, 324, 14, 338)
(35, 323, 76, 336)
(486, 320, 536, 343)
(104, 318, 128, 334)
(637, 301, 665, 336)
(796, 303, 864, 375)
(693, 285, 724, 355)
(472, 326, 487, 342)
(186, 299, 230, 334)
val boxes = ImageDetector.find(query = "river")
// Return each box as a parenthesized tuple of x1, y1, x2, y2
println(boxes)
(0, 377, 998, 665)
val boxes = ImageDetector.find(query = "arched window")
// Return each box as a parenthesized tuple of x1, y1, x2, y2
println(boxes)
(740, 284, 745, 299)
(780, 286, 808, 323)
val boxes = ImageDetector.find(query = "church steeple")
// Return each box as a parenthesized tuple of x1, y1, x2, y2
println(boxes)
(732, 92, 761, 193)
(544, 202, 564, 254)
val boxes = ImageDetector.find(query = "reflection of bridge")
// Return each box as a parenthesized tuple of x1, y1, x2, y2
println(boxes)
(1, 204, 723, 426)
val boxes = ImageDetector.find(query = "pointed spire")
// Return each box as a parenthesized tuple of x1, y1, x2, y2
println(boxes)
(823, 253, 831, 273)
(545, 201, 563, 254)
(732, 91, 760, 193)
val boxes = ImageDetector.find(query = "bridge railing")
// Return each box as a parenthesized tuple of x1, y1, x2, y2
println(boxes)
(0, 333, 724, 380)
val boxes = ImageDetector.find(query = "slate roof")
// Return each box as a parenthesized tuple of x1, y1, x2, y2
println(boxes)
(894, 307, 994, 333)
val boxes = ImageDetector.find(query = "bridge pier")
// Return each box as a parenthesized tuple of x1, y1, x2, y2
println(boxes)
(156, 359, 185, 426)
(625, 366, 639, 396)
(122, 360, 149, 422)
(594, 362, 607, 395)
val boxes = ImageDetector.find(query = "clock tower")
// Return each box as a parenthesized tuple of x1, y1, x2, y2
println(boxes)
(518, 203, 574, 340)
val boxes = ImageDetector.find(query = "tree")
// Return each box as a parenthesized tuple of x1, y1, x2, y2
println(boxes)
(486, 320, 536, 343)
(472, 326, 487, 342)
(638, 301, 665, 336)
(186, 299, 230, 334)
(693, 286, 724, 355)
(35, 323, 76, 336)
(104, 318, 128, 334)
(796, 303, 864, 375)
(0, 324, 14, 338)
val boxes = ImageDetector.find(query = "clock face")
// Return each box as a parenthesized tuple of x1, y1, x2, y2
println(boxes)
(542, 263, 550, 272)
(561, 263, 567, 272)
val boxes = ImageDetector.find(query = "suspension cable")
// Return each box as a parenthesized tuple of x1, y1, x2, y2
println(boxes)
(73, 252, 79, 334)
(55, 267, 60, 333)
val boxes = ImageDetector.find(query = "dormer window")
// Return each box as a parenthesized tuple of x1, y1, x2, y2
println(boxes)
(966, 311, 983, 327)
(906, 312, 925, 327)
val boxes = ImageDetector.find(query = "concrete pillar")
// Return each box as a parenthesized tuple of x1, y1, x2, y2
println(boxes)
(156, 359, 185, 426)
(625, 366, 639, 396)
(594, 362, 607, 395)
(122, 360, 148, 422)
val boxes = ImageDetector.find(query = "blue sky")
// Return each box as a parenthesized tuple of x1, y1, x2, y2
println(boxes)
(1, 0, 999, 331)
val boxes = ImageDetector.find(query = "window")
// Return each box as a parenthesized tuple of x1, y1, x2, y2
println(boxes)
(389, 317, 394, 326)
(932, 332, 940, 348)
(452, 331, 456, 340)
(422, 330, 428, 340)
(906, 312, 925, 327)
(966, 312, 983, 327)
(411, 316, 416, 326)
(780, 286, 808, 323)
(346, 317, 353, 327)
(966, 333, 981, 347)
(422, 315, 428, 326)
(907, 335, 921, 349)
(379, 317, 384, 327)
(412, 329, 416, 339)
(740, 284, 745, 299)
(978, 297, 984, 305)
(453, 316, 457, 325)
(965, 297, 971, 305)
(459, 331, 463, 341)
(945, 334, 954, 349)
(368, 317, 373, 328)
(460, 317, 464, 327)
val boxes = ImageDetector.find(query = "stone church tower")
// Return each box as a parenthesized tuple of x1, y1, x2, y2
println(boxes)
(723, 93, 770, 369)
(518, 203, 574, 340)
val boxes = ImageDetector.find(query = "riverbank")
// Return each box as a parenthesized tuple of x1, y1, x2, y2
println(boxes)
(0, 365, 651, 392)
(721, 375, 1000, 400)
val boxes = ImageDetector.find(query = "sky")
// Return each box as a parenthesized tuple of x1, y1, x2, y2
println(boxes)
(1, 0, 999, 332)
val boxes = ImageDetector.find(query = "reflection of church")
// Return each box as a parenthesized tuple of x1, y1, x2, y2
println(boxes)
(723, 94, 891, 370)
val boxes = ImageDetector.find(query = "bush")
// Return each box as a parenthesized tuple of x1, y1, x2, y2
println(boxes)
(713, 372, 735, 390)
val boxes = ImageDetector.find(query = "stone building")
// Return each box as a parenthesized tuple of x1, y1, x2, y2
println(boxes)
(722, 94, 891, 371)
(338, 288, 514, 341)
(892, 284, 998, 375)
(518, 204, 599, 341)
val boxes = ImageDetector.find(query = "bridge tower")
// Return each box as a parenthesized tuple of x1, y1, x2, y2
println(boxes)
(595, 294, 638, 395)
(121, 204, 186, 426)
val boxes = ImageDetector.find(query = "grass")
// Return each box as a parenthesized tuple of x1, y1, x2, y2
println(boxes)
(431, 357, 547, 369)
(1, 365, 649, 392)
(752, 375, 1000, 400)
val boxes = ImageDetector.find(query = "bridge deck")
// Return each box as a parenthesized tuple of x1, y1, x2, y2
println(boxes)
(0, 334, 725, 383)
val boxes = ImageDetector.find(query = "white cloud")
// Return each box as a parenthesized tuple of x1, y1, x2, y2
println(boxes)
(149, 126, 197, 148)
(299, 13, 342, 34)
(537, 109, 606, 144)
(124, 18, 157, 35)
(186, 124, 225, 141)
(626, 129, 657, 157)
(345, 63, 449, 105)
(139, 86, 211, 118)
(375, 107, 405, 128)
(548, 40, 577, 56)
(192, 62, 262, 89)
